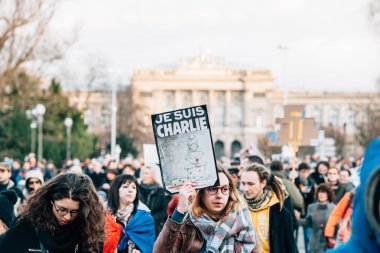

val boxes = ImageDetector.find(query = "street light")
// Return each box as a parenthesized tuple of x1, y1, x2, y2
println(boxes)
(107, 68, 121, 160)
(30, 121, 37, 153)
(34, 103, 46, 163)
(278, 45, 289, 105)
(64, 117, 73, 161)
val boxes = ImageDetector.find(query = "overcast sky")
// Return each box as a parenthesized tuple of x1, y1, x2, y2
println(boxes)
(50, 0, 380, 92)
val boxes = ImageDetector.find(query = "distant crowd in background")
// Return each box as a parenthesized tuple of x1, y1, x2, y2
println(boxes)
(0, 141, 377, 253)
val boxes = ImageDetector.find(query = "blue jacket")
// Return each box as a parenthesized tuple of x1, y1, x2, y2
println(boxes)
(328, 137, 380, 253)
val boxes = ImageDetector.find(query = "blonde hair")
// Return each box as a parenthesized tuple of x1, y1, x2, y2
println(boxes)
(141, 164, 163, 187)
(191, 165, 244, 220)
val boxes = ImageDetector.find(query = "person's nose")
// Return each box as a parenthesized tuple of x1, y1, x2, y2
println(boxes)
(215, 189, 223, 198)
(63, 212, 73, 220)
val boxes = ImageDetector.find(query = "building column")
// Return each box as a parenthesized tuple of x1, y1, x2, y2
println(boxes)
(225, 90, 232, 128)
(209, 90, 216, 126)
(174, 90, 181, 109)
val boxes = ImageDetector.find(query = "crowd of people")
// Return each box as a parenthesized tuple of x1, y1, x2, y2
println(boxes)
(0, 137, 379, 253)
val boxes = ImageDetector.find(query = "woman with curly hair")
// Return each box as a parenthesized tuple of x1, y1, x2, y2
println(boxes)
(154, 166, 259, 253)
(0, 173, 105, 253)
(103, 174, 155, 253)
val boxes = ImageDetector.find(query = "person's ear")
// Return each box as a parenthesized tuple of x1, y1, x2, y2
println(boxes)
(261, 179, 267, 189)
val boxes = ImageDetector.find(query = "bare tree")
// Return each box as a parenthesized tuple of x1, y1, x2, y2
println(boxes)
(356, 103, 380, 148)
(0, 0, 73, 86)
(369, 0, 380, 34)
(118, 85, 155, 155)
(324, 123, 345, 157)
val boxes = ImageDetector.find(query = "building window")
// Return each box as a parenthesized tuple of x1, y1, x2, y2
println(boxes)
(275, 107, 284, 119)
(256, 114, 263, 128)
(231, 106, 242, 127)
(215, 106, 225, 128)
(215, 91, 226, 128)
(253, 110, 264, 128)
(231, 91, 243, 128)
(100, 108, 111, 128)
(345, 109, 355, 127)
(180, 90, 192, 107)
(328, 109, 339, 127)
(199, 91, 209, 105)
(140, 92, 152, 98)
(253, 92, 265, 98)
(312, 109, 322, 128)
(231, 140, 242, 158)
(164, 91, 175, 111)
(214, 140, 225, 160)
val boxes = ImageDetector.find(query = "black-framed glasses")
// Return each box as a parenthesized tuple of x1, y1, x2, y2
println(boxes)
(205, 186, 231, 195)
(53, 202, 80, 217)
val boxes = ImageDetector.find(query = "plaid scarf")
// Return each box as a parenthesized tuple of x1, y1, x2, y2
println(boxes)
(189, 207, 256, 253)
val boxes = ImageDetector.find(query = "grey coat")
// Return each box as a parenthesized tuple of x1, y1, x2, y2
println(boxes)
(298, 202, 335, 253)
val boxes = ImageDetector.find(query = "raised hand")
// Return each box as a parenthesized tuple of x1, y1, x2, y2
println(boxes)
(177, 183, 197, 214)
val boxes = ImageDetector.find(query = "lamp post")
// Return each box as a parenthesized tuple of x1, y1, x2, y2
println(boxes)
(34, 104, 46, 163)
(278, 45, 289, 105)
(30, 121, 37, 153)
(108, 68, 121, 160)
(64, 117, 73, 161)
(115, 144, 121, 163)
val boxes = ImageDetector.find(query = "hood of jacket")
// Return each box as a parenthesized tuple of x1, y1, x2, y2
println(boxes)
(331, 137, 380, 253)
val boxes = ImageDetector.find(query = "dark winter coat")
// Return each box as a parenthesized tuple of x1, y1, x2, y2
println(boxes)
(0, 219, 91, 253)
(269, 203, 298, 253)
(0, 180, 25, 202)
(308, 172, 326, 186)
(295, 176, 315, 215)
(329, 182, 348, 204)
(139, 183, 171, 237)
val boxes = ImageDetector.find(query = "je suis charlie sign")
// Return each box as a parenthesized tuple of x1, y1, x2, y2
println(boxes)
(151, 105, 219, 194)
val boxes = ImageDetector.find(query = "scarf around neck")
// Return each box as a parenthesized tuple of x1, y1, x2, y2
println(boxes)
(116, 203, 134, 225)
(37, 218, 82, 253)
(246, 190, 272, 211)
(189, 207, 256, 253)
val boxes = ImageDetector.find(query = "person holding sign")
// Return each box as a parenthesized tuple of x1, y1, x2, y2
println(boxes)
(153, 166, 260, 253)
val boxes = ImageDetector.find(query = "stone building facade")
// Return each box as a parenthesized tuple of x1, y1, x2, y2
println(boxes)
(65, 54, 378, 158)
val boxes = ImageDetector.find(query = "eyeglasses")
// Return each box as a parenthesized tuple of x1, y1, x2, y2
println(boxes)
(205, 186, 231, 195)
(53, 202, 80, 217)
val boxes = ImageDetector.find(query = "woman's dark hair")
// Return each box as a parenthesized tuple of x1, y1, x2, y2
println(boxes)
(315, 183, 334, 203)
(315, 161, 330, 174)
(19, 173, 104, 252)
(108, 174, 140, 215)
(270, 160, 283, 171)
(242, 163, 288, 210)
(340, 169, 351, 177)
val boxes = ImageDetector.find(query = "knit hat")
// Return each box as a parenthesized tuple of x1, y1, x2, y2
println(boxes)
(25, 169, 44, 184)
(0, 190, 18, 227)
